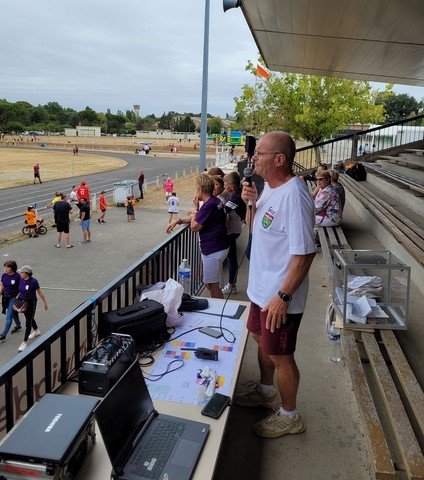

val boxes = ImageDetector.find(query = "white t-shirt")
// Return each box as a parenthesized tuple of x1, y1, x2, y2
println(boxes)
(247, 176, 316, 312)
(69, 190, 78, 202)
(168, 196, 179, 213)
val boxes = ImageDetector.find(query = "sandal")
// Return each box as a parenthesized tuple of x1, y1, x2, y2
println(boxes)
(66, 245, 74, 248)
(55, 244, 60, 248)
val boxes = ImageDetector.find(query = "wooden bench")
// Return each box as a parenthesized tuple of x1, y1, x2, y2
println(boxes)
(318, 223, 424, 479)
(405, 149, 424, 157)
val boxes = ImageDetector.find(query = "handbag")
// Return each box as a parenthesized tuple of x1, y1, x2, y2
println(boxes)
(13, 299, 27, 313)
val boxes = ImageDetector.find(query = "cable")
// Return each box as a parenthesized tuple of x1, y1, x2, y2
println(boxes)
(142, 359, 185, 381)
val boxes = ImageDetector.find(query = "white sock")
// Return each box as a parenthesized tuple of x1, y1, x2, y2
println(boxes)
(259, 383, 274, 395)
(279, 406, 297, 418)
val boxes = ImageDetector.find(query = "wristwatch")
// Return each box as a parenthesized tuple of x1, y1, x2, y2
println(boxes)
(278, 291, 293, 303)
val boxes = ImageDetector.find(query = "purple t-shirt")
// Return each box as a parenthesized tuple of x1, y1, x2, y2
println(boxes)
(1, 272, 20, 296)
(195, 196, 229, 255)
(18, 277, 40, 300)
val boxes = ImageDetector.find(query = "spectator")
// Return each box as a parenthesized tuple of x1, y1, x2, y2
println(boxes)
(53, 193, 74, 248)
(138, 170, 145, 200)
(311, 164, 329, 198)
(212, 175, 231, 204)
(207, 166, 225, 177)
(98, 191, 108, 224)
(0, 260, 22, 341)
(315, 171, 342, 226)
(222, 171, 246, 295)
(235, 131, 316, 439)
(163, 177, 174, 203)
(16, 265, 48, 352)
(167, 192, 179, 224)
(46, 192, 61, 209)
(69, 186, 78, 204)
(79, 198, 91, 244)
(125, 196, 135, 222)
(33, 163, 41, 184)
(166, 174, 229, 299)
(76, 180, 91, 208)
(329, 169, 345, 211)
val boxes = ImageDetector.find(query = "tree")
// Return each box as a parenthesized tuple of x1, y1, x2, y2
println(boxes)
(234, 60, 385, 147)
(77, 107, 99, 126)
(375, 91, 421, 122)
(207, 116, 223, 134)
(174, 115, 196, 133)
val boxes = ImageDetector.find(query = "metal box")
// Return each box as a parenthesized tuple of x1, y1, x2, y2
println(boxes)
(332, 250, 410, 330)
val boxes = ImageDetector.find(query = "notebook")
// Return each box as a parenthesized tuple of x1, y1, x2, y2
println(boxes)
(94, 360, 210, 480)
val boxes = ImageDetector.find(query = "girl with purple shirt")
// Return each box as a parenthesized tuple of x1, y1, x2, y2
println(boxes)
(0, 260, 22, 341)
(167, 175, 229, 299)
(16, 265, 48, 352)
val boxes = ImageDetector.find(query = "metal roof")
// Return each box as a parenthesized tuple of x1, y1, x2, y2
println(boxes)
(240, 0, 424, 86)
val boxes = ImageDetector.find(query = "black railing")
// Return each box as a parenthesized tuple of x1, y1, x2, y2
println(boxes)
(0, 225, 201, 437)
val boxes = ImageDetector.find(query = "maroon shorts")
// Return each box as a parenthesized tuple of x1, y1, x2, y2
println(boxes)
(247, 303, 303, 355)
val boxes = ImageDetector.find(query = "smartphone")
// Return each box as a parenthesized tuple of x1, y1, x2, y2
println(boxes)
(201, 393, 231, 419)
(199, 326, 222, 338)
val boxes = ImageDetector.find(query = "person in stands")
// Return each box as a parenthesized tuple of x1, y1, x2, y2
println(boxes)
(314, 171, 342, 226)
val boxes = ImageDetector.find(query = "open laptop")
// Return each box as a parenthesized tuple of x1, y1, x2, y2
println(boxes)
(94, 360, 209, 480)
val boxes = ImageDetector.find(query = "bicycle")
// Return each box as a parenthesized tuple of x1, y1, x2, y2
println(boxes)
(22, 217, 47, 236)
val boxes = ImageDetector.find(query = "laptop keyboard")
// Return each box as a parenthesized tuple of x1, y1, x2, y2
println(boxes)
(130, 418, 186, 479)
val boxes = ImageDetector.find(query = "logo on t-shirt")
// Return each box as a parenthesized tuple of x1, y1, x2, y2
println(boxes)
(262, 208, 275, 229)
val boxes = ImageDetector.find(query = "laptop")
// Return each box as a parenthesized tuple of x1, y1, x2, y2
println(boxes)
(0, 394, 99, 478)
(94, 360, 210, 480)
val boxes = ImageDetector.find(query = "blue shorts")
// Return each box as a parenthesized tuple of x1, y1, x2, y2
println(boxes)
(81, 219, 90, 231)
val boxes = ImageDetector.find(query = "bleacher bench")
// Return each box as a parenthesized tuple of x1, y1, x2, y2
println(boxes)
(318, 223, 424, 480)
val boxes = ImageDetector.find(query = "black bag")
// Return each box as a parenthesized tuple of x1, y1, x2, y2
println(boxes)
(13, 299, 27, 313)
(100, 299, 168, 348)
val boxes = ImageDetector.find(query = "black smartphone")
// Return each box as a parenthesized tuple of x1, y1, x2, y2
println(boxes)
(199, 326, 222, 338)
(201, 393, 231, 419)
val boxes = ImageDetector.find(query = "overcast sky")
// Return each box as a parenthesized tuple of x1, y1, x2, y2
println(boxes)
(1, 0, 423, 118)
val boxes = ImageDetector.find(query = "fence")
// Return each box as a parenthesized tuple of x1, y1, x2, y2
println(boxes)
(0, 225, 201, 437)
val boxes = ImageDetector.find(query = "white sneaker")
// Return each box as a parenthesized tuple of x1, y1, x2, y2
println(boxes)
(28, 329, 41, 339)
(222, 283, 237, 295)
(18, 341, 28, 352)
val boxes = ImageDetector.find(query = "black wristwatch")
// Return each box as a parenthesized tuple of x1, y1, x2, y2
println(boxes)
(278, 291, 293, 303)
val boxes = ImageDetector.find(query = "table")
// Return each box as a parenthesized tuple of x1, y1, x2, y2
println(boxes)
(65, 299, 249, 480)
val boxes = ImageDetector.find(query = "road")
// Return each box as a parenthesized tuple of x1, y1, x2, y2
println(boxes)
(0, 150, 202, 237)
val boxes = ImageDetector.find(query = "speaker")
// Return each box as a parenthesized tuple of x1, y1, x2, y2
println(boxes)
(223, 0, 242, 13)
(245, 135, 256, 158)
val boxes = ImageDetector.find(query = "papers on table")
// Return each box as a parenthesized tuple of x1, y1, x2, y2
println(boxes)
(335, 287, 389, 324)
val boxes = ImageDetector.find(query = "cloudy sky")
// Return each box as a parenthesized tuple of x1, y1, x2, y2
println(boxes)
(1, 0, 423, 118)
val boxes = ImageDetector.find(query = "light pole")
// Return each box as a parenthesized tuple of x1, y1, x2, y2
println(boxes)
(199, 0, 241, 172)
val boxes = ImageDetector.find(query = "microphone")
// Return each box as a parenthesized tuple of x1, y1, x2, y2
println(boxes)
(243, 165, 254, 208)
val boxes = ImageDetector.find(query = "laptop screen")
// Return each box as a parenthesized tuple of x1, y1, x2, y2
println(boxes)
(94, 361, 154, 468)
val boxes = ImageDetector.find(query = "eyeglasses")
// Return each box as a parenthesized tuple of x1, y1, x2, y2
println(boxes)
(253, 150, 281, 157)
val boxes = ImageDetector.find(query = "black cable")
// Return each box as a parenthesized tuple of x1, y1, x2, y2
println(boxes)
(142, 359, 185, 381)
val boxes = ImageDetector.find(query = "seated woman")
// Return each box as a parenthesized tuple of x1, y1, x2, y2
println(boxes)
(329, 169, 345, 211)
(314, 171, 342, 227)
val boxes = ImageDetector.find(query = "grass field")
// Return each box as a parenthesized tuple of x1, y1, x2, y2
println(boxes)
(0, 149, 126, 189)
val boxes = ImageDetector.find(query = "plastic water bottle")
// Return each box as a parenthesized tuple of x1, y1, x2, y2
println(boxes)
(178, 259, 191, 294)
(327, 322, 342, 362)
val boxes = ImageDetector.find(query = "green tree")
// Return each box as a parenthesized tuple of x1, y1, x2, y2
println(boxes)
(77, 107, 99, 126)
(375, 91, 421, 122)
(207, 116, 223, 134)
(234, 60, 385, 146)
(174, 115, 196, 133)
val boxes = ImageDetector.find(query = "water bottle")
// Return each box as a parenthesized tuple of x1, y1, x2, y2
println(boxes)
(178, 259, 191, 294)
(327, 322, 342, 362)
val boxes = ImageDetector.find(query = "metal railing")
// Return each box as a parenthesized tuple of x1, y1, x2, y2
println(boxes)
(0, 225, 201, 437)
(293, 114, 424, 173)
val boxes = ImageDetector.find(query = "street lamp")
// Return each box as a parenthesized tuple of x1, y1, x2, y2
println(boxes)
(199, 0, 241, 172)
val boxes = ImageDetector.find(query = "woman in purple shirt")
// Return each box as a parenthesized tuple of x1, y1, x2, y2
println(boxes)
(16, 265, 48, 352)
(0, 260, 22, 341)
(167, 175, 229, 298)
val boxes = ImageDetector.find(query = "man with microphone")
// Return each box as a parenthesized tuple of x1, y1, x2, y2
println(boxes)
(236, 131, 316, 439)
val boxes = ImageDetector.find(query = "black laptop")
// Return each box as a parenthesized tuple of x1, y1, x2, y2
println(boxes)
(94, 360, 210, 480)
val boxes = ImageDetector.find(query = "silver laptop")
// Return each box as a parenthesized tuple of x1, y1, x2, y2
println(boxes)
(94, 360, 209, 480)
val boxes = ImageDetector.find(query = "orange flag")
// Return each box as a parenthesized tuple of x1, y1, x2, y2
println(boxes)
(256, 64, 270, 79)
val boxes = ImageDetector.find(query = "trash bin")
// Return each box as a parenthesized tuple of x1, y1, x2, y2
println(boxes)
(113, 180, 137, 206)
